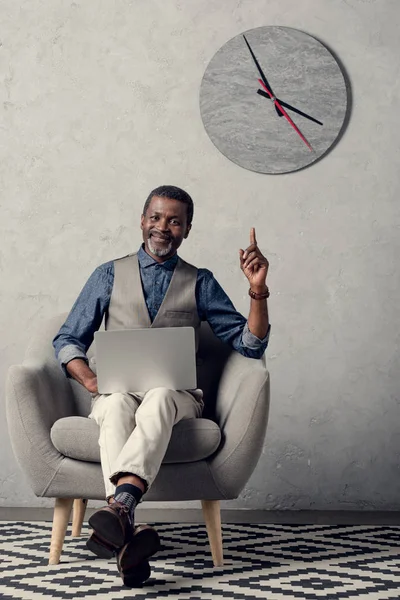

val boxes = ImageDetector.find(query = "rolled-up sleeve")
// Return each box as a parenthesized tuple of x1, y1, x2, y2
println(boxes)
(242, 321, 271, 349)
(52, 263, 113, 376)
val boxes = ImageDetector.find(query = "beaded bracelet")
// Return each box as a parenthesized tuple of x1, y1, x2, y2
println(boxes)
(248, 287, 270, 300)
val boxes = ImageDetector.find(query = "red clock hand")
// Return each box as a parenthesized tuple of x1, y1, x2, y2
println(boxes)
(258, 78, 313, 151)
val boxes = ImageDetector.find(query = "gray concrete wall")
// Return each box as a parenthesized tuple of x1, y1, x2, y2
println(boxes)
(1, 0, 399, 510)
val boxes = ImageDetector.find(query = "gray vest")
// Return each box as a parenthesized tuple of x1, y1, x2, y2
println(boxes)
(105, 253, 201, 351)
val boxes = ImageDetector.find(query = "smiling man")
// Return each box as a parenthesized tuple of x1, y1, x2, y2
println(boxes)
(53, 185, 271, 586)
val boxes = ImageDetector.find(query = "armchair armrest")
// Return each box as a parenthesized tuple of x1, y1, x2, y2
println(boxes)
(207, 352, 270, 498)
(6, 360, 76, 497)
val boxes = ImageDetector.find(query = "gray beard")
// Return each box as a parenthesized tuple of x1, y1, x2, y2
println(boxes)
(148, 237, 173, 257)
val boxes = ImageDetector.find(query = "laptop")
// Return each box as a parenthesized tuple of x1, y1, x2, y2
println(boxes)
(94, 327, 197, 394)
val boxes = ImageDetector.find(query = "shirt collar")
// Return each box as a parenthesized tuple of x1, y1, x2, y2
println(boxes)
(137, 244, 178, 271)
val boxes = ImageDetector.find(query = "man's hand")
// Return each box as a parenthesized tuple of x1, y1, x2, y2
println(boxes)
(239, 227, 269, 292)
(66, 358, 99, 394)
(84, 375, 98, 395)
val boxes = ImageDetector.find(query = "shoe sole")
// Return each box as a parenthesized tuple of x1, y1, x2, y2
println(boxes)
(121, 560, 151, 588)
(86, 532, 116, 559)
(118, 526, 160, 584)
(87, 510, 127, 557)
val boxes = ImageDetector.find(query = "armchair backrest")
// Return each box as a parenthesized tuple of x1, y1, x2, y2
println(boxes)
(196, 322, 233, 418)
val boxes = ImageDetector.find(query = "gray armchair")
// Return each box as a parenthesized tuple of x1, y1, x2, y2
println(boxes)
(6, 313, 270, 566)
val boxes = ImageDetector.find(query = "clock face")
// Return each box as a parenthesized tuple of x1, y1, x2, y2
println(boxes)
(199, 26, 348, 174)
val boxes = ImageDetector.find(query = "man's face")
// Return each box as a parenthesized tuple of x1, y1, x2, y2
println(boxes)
(141, 196, 191, 261)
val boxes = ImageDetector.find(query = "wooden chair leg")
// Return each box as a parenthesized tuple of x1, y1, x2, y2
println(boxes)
(48, 498, 74, 565)
(72, 499, 88, 537)
(201, 499, 223, 567)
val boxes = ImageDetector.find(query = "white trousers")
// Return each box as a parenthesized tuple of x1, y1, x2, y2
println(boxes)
(88, 387, 204, 499)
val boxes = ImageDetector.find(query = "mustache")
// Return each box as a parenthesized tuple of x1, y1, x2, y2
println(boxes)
(149, 230, 172, 241)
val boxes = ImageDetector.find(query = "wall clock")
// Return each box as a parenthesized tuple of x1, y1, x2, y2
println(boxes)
(199, 26, 348, 174)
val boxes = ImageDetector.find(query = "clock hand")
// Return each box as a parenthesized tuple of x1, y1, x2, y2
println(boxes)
(257, 89, 323, 126)
(242, 36, 284, 119)
(242, 35, 313, 150)
(243, 35, 275, 97)
(280, 99, 323, 126)
(257, 90, 284, 117)
(258, 79, 313, 151)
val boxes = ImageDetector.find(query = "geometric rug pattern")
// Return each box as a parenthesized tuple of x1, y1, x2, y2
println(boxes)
(1, 522, 400, 599)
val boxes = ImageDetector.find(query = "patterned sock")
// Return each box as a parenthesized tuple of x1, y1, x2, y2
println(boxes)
(114, 483, 143, 526)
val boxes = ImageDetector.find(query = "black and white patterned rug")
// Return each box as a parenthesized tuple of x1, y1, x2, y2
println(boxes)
(1, 522, 400, 599)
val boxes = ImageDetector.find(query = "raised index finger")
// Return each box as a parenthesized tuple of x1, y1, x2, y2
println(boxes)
(250, 227, 257, 246)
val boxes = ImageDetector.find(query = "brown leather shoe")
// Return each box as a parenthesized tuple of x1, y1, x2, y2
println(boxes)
(119, 559, 151, 588)
(117, 525, 161, 587)
(86, 531, 119, 559)
(86, 501, 133, 558)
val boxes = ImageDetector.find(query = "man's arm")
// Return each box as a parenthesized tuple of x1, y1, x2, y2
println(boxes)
(66, 358, 98, 394)
(239, 227, 270, 340)
(52, 263, 113, 392)
(247, 294, 269, 339)
(197, 228, 270, 359)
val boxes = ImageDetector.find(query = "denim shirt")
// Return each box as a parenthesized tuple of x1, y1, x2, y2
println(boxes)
(53, 246, 270, 373)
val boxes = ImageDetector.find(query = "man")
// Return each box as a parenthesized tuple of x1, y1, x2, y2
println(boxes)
(53, 185, 270, 586)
